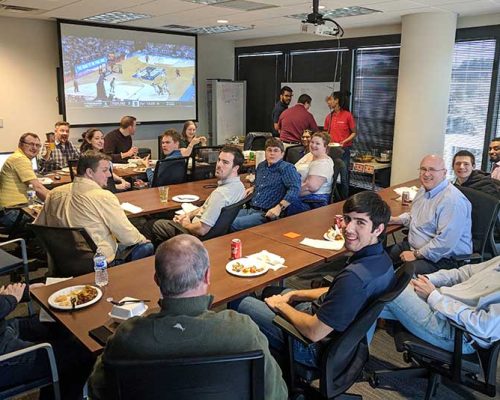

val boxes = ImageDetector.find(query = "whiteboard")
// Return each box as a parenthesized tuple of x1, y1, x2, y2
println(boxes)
(209, 80, 246, 145)
(281, 82, 340, 127)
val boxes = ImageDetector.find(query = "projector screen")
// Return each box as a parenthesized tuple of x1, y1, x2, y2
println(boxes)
(58, 21, 197, 126)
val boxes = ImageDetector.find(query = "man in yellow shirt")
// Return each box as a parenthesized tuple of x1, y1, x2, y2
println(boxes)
(0, 133, 49, 227)
(35, 150, 153, 264)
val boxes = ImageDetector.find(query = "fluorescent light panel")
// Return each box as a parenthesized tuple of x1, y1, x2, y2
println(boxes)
(83, 11, 151, 24)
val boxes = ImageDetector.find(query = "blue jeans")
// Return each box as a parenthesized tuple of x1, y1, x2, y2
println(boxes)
(0, 208, 31, 228)
(287, 193, 330, 216)
(238, 296, 322, 368)
(231, 208, 267, 231)
(114, 242, 154, 265)
(374, 284, 475, 354)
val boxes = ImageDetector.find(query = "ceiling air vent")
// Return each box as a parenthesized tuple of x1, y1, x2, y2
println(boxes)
(0, 4, 41, 13)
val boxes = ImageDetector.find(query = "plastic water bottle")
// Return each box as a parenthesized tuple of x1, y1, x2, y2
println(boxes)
(27, 184, 36, 206)
(93, 249, 108, 287)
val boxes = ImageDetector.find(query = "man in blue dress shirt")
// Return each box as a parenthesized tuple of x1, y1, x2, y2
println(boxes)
(389, 154, 472, 275)
(231, 137, 301, 231)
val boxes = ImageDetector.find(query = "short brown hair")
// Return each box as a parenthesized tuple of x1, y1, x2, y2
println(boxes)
(18, 133, 40, 147)
(77, 150, 111, 176)
(162, 129, 181, 143)
(312, 131, 330, 147)
(54, 121, 70, 129)
(220, 145, 244, 170)
(120, 116, 136, 129)
(265, 137, 284, 153)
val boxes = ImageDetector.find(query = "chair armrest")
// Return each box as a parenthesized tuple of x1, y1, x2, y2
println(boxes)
(0, 343, 59, 383)
(0, 238, 27, 262)
(272, 315, 312, 346)
(451, 253, 483, 265)
(169, 221, 190, 235)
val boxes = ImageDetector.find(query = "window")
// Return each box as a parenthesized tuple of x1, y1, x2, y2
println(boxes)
(351, 46, 400, 189)
(444, 39, 496, 173)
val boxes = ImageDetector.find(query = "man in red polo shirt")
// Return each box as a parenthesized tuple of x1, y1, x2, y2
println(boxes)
(278, 94, 318, 144)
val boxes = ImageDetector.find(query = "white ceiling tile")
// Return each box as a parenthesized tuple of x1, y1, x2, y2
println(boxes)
(436, 0, 500, 14)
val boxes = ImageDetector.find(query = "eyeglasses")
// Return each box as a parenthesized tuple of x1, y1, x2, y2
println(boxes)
(21, 141, 42, 149)
(418, 167, 445, 174)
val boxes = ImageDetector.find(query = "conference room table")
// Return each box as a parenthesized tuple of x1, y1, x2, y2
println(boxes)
(250, 179, 419, 261)
(31, 230, 324, 354)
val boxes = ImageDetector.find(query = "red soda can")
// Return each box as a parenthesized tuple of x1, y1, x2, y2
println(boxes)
(402, 191, 411, 206)
(231, 239, 242, 260)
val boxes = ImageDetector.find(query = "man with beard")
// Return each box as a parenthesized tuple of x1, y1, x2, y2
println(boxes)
(272, 86, 293, 137)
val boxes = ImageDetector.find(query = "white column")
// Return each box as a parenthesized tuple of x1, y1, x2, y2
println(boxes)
(391, 12, 457, 184)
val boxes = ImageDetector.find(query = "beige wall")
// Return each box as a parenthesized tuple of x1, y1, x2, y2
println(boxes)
(0, 17, 235, 156)
(0, 17, 60, 151)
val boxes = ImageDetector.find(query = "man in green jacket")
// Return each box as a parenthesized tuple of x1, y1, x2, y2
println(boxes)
(89, 234, 287, 400)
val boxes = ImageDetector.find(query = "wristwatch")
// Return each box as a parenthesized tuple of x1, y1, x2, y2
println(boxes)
(278, 201, 288, 210)
(413, 249, 422, 259)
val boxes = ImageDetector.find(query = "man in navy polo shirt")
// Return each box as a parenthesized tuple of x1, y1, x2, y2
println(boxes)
(231, 137, 301, 231)
(238, 191, 395, 367)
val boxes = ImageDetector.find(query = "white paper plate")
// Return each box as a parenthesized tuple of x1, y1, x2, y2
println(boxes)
(172, 194, 200, 203)
(61, 167, 70, 173)
(108, 305, 148, 321)
(48, 285, 102, 310)
(323, 231, 345, 250)
(226, 258, 268, 278)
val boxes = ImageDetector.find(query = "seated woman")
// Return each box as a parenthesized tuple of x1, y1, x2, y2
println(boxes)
(287, 131, 334, 215)
(146, 129, 182, 182)
(179, 120, 207, 157)
(81, 128, 130, 191)
(301, 129, 312, 156)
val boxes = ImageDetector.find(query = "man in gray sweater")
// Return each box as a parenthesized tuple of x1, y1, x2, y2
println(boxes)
(379, 256, 500, 353)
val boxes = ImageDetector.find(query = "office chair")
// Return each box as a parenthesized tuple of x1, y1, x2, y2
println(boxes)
(273, 263, 414, 399)
(103, 350, 264, 400)
(243, 132, 272, 151)
(284, 145, 305, 164)
(150, 157, 189, 187)
(190, 146, 222, 181)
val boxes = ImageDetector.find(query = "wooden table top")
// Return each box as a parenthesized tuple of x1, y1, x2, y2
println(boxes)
(249, 178, 420, 261)
(31, 230, 323, 354)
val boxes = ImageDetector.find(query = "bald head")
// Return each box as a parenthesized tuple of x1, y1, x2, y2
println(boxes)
(419, 154, 447, 191)
(154, 235, 210, 297)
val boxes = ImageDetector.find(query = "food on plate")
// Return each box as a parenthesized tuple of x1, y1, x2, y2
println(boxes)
(326, 227, 344, 242)
(54, 285, 98, 307)
(231, 261, 265, 275)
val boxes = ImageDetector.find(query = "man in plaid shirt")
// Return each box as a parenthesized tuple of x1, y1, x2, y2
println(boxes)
(40, 121, 80, 172)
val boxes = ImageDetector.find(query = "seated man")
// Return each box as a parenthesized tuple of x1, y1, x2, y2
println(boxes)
(0, 283, 93, 399)
(0, 133, 49, 227)
(380, 256, 500, 353)
(389, 155, 472, 275)
(40, 121, 80, 171)
(145, 128, 182, 182)
(35, 150, 153, 264)
(145, 146, 245, 243)
(104, 115, 138, 163)
(88, 235, 287, 400)
(238, 191, 395, 368)
(453, 150, 500, 197)
(488, 137, 500, 180)
(231, 138, 301, 231)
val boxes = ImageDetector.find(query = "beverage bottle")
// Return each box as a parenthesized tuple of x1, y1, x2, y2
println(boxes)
(93, 249, 108, 287)
(27, 184, 36, 205)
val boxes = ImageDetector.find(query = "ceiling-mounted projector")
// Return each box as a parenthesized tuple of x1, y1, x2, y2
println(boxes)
(302, 0, 344, 37)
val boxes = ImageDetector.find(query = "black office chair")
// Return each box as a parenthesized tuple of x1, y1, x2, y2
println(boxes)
(190, 146, 222, 181)
(0, 238, 33, 315)
(303, 158, 346, 208)
(150, 157, 189, 187)
(68, 158, 78, 182)
(244, 132, 272, 151)
(452, 186, 500, 265)
(137, 147, 151, 159)
(368, 321, 499, 399)
(103, 350, 264, 400)
(284, 145, 305, 164)
(29, 224, 97, 277)
(273, 263, 414, 399)
(0, 343, 61, 400)
(169, 194, 252, 241)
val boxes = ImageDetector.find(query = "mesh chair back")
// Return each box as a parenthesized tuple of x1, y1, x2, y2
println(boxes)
(320, 263, 414, 398)
(243, 132, 272, 150)
(330, 158, 345, 203)
(191, 146, 222, 181)
(457, 186, 500, 257)
(202, 194, 253, 241)
(29, 224, 97, 277)
(284, 145, 305, 164)
(151, 157, 189, 187)
(104, 351, 264, 400)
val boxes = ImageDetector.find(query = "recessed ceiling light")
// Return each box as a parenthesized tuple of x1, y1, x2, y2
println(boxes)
(217, 19, 228, 23)
(83, 11, 151, 24)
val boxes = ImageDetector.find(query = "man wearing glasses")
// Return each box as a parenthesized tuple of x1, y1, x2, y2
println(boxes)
(0, 133, 49, 227)
(388, 154, 472, 275)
